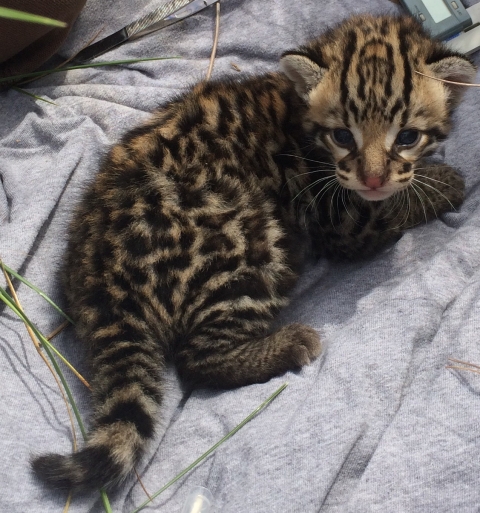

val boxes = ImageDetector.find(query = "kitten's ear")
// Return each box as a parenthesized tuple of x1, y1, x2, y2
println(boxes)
(427, 55, 477, 106)
(280, 53, 327, 100)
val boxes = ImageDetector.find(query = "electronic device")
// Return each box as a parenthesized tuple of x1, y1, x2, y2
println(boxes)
(399, 0, 480, 55)
(445, 2, 480, 54)
(399, 0, 472, 39)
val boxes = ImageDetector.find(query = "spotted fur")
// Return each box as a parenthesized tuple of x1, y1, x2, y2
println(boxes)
(32, 14, 475, 491)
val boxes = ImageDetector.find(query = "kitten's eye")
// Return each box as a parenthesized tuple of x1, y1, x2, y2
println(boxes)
(395, 129, 420, 147)
(332, 128, 355, 148)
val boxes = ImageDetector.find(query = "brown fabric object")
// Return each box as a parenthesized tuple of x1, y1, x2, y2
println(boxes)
(0, 0, 87, 80)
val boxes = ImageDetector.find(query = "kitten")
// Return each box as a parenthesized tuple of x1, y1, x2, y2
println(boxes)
(32, 14, 475, 491)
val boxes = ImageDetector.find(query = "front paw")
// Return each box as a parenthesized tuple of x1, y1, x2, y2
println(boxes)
(414, 164, 465, 214)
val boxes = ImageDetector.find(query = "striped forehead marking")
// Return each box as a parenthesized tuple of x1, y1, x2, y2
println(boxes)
(338, 25, 413, 124)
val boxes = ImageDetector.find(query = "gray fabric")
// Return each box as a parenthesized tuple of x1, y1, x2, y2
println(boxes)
(2, 0, 480, 511)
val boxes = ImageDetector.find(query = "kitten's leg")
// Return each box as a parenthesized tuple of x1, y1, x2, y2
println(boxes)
(317, 163, 464, 260)
(176, 311, 321, 388)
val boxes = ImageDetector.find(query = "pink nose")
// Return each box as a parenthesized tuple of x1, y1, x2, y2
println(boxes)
(364, 176, 382, 189)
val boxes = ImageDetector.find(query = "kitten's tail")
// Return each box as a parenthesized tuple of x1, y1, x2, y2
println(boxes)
(31, 423, 146, 491)
(32, 337, 164, 491)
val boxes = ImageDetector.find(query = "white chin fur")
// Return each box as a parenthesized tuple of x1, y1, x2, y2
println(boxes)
(355, 189, 395, 201)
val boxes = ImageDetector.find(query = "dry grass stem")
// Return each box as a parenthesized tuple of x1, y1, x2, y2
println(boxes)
(415, 70, 480, 87)
(47, 343, 91, 388)
(62, 492, 73, 513)
(206, 1, 221, 81)
(134, 466, 152, 500)
(448, 357, 480, 370)
(0, 265, 79, 454)
(2, 267, 40, 353)
(44, 322, 91, 388)
(447, 357, 480, 375)
(446, 365, 480, 375)
(47, 319, 71, 341)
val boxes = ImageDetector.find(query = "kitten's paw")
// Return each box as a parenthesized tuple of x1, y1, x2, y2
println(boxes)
(275, 323, 322, 367)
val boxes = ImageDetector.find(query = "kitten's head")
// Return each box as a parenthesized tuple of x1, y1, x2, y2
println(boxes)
(281, 15, 476, 201)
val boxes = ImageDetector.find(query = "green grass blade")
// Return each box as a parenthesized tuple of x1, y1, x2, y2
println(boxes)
(130, 382, 288, 513)
(12, 86, 57, 105)
(0, 285, 87, 387)
(0, 57, 178, 84)
(0, 287, 87, 438)
(2, 263, 73, 324)
(0, 7, 67, 27)
(0, 286, 113, 511)
(101, 489, 113, 513)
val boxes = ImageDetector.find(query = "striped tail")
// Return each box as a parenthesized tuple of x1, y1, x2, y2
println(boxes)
(32, 331, 165, 491)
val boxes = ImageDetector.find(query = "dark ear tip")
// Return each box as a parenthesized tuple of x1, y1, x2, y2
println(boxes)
(281, 49, 317, 61)
(281, 50, 301, 58)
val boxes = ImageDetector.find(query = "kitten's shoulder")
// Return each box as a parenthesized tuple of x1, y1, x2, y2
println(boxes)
(111, 71, 299, 154)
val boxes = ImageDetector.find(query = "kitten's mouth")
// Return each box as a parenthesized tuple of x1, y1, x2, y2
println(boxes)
(355, 189, 395, 201)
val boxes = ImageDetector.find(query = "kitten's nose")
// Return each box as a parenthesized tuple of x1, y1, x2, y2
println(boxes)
(364, 176, 382, 189)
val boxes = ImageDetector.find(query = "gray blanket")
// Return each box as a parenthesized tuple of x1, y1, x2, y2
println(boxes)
(2, 0, 480, 511)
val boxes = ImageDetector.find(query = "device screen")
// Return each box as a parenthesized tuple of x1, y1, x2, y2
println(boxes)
(422, 0, 452, 22)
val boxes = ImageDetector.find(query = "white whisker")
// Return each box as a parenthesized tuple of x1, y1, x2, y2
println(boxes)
(414, 173, 461, 193)
(299, 177, 338, 228)
(413, 179, 438, 218)
(329, 183, 342, 226)
(341, 187, 357, 223)
(307, 178, 338, 216)
(387, 189, 412, 231)
(388, 190, 410, 230)
(276, 153, 336, 167)
(413, 177, 456, 212)
(410, 182, 428, 224)
(292, 175, 336, 202)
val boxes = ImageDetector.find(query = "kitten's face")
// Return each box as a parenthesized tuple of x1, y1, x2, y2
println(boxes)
(281, 15, 476, 201)
(306, 64, 450, 202)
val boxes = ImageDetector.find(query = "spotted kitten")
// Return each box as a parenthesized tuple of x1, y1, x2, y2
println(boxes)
(33, 14, 475, 491)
